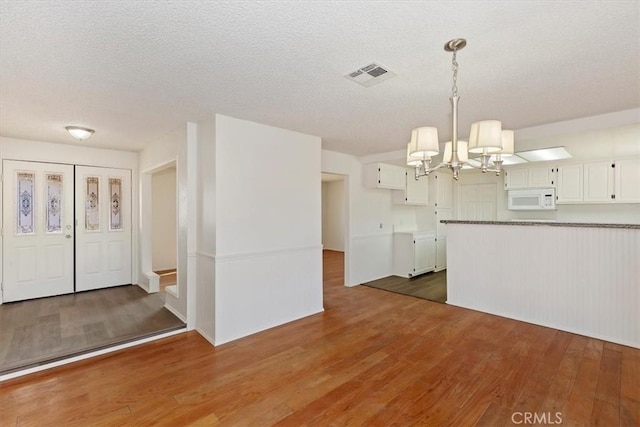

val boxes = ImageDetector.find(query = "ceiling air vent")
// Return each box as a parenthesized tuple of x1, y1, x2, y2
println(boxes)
(345, 62, 396, 87)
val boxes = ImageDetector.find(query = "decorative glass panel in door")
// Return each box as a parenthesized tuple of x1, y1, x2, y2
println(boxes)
(75, 166, 132, 292)
(2, 160, 75, 302)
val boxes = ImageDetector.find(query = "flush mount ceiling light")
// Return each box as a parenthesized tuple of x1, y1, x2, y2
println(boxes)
(65, 126, 95, 141)
(406, 38, 514, 180)
(516, 147, 572, 162)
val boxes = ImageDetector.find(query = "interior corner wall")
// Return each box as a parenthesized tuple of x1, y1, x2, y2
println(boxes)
(139, 125, 189, 322)
(213, 114, 323, 345)
(195, 119, 216, 343)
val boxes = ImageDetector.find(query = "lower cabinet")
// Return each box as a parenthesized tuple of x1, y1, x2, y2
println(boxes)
(393, 232, 436, 278)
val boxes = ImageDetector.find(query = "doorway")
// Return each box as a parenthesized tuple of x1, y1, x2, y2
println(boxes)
(151, 166, 177, 295)
(2, 160, 132, 303)
(321, 173, 347, 288)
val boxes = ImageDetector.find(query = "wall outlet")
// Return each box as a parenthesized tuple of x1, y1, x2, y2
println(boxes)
(379, 223, 383, 229)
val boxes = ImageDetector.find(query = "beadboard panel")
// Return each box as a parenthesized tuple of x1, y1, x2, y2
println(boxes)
(214, 246, 323, 345)
(447, 224, 639, 348)
(195, 252, 215, 344)
(349, 234, 394, 286)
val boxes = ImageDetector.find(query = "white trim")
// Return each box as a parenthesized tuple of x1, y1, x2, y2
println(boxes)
(164, 299, 186, 322)
(214, 244, 322, 263)
(196, 327, 216, 346)
(0, 328, 186, 382)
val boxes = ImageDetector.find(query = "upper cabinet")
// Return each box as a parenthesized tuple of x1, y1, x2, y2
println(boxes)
(429, 171, 453, 208)
(557, 158, 640, 204)
(557, 164, 583, 203)
(504, 166, 556, 190)
(363, 163, 405, 190)
(583, 161, 613, 202)
(614, 158, 640, 203)
(392, 170, 428, 205)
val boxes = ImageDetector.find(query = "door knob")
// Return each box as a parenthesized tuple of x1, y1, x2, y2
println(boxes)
(65, 234, 72, 239)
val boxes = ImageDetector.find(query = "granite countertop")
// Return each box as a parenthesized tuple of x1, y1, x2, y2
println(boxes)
(441, 220, 640, 230)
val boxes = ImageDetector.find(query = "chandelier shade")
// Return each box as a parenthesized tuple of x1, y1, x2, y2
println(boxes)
(468, 120, 503, 154)
(499, 130, 515, 156)
(409, 127, 440, 158)
(443, 140, 469, 163)
(406, 143, 423, 166)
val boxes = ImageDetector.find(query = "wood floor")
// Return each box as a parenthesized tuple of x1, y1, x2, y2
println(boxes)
(0, 285, 185, 374)
(362, 269, 447, 303)
(1, 250, 638, 425)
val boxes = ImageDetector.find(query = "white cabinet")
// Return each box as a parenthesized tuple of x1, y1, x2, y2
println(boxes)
(393, 232, 436, 278)
(429, 171, 453, 208)
(557, 158, 640, 204)
(434, 208, 451, 272)
(557, 164, 583, 203)
(392, 169, 428, 205)
(504, 166, 556, 189)
(363, 163, 405, 190)
(504, 168, 528, 189)
(583, 161, 613, 202)
(615, 158, 640, 202)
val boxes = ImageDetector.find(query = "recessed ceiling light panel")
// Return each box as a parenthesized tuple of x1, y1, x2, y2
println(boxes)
(491, 154, 528, 165)
(516, 147, 572, 162)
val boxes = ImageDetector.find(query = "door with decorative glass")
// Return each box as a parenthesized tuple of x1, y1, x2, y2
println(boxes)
(2, 160, 75, 302)
(75, 166, 132, 292)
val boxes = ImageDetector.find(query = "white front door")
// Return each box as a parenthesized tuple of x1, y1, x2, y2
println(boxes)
(75, 166, 132, 292)
(2, 160, 75, 302)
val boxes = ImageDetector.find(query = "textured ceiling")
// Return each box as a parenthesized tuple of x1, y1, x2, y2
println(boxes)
(0, 1, 639, 155)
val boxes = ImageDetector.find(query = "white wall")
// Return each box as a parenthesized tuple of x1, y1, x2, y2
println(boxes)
(151, 167, 177, 271)
(0, 137, 139, 304)
(197, 114, 323, 345)
(322, 180, 346, 251)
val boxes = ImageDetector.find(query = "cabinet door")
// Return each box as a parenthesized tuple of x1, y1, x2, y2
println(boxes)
(504, 168, 528, 189)
(614, 158, 640, 203)
(529, 166, 555, 188)
(363, 163, 405, 190)
(413, 236, 435, 274)
(584, 161, 613, 202)
(378, 164, 406, 190)
(405, 172, 428, 205)
(435, 237, 447, 271)
(557, 165, 583, 203)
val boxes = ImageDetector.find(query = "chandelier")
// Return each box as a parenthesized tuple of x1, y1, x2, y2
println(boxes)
(407, 38, 514, 180)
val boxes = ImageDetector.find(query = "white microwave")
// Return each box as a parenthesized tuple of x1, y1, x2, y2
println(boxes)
(508, 188, 556, 210)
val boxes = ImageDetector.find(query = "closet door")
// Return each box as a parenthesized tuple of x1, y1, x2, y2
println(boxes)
(75, 166, 132, 292)
(2, 160, 75, 302)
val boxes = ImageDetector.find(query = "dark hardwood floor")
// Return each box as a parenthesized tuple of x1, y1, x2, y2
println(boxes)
(0, 285, 185, 374)
(362, 269, 447, 303)
(1, 250, 638, 425)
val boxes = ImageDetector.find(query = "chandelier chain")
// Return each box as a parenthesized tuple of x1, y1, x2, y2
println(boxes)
(451, 50, 459, 98)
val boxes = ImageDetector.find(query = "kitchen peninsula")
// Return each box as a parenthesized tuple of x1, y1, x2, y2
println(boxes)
(443, 220, 639, 348)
